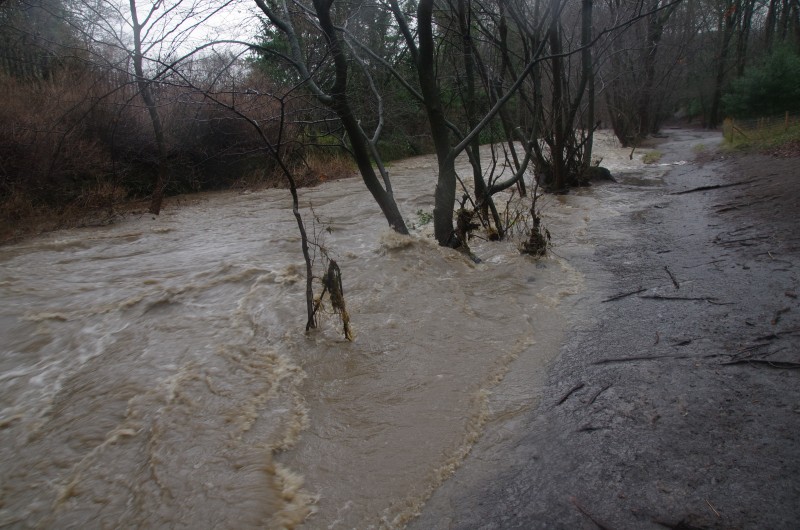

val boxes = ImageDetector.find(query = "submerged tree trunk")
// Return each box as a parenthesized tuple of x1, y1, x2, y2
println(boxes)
(456, 0, 504, 236)
(417, 0, 458, 246)
(548, 2, 567, 191)
(581, 0, 595, 170)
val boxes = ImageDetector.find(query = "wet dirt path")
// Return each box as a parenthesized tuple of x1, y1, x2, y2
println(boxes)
(411, 129, 800, 529)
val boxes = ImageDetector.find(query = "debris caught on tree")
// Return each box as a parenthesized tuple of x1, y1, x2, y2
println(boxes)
(323, 259, 353, 341)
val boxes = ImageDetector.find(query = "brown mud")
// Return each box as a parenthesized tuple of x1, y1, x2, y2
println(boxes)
(411, 130, 800, 529)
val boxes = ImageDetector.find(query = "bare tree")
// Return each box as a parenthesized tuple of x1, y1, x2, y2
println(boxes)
(385, 0, 556, 247)
(73, 0, 237, 213)
(253, 0, 409, 234)
(601, 0, 690, 143)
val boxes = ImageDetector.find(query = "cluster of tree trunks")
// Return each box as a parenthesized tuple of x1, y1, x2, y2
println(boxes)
(3, 0, 799, 238)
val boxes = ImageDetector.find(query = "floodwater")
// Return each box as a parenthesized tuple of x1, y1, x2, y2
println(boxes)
(0, 133, 664, 528)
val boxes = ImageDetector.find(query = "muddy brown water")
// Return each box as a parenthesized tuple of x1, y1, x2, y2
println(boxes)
(0, 133, 705, 528)
(409, 129, 800, 530)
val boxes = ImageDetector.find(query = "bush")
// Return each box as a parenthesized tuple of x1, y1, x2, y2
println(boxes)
(0, 60, 360, 239)
(722, 47, 800, 119)
(0, 72, 116, 207)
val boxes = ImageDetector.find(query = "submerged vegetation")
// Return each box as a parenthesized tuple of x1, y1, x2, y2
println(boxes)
(642, 151, 664, 164)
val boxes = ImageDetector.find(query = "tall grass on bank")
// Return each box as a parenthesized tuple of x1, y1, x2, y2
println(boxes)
(723, 114, 800, 151)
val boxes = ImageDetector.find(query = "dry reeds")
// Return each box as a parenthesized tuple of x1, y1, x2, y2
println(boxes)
(0, 66, 342, 240)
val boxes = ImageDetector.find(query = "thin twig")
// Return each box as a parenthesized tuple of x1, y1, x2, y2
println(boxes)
(570, 497, 613, 530)
(721, 359, 800, 369)
(664, 266, 680, 289)
(601, 287, 646, 303)
(714, 235, 771, 246)
(772, 307, 790, 326)
(596, 353, 731, 365)
(556, 383, 585, 406)
(640, 295, 718, 302)
(594, 354, 687, 365)
(706, 499, 721, 518)
(587, 384, 612, 406)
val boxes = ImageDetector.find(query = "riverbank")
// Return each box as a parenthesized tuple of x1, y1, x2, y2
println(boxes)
(411, 130, 800, 528)
(0, 155, 356, 246)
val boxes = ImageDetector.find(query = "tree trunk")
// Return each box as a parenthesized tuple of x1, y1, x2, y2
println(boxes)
(708, 0, 736, 128)
(311, 0, 409, 234)
(765, 0, 779, 51)
(548, 1, 566, 190)
(129, 0, 167, 215)
(418, 0, 458, 246)
(638, 1, 663, 136)
(581, 0, 595, 171)
(735, 0, 755, 77)
(496, 1, 527, 196)
(457, 0, 504, 234)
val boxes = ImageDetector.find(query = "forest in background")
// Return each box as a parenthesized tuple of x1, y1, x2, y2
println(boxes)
(1, 0, 799, 242)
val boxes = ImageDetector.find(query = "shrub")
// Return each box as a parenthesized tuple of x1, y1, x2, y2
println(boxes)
(723, 47, 800, 119)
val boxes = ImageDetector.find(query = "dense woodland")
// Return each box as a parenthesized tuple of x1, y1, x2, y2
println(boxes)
(1, 0, 799, 242)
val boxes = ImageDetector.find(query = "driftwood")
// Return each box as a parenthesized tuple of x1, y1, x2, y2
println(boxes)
(682, 258, 725, 268)
(714, 194, 779, 213)
(601, 287, 646, 303)
(664, 266, 680, 289)
(714, 234, 771, 246)
(722, 359, 800, 369)
(640, 295, 718, 302)
(594, 353, 730, 365)
(556, 383, 585, 406)
(654, 518, 710, 530)
(577, 425, 607, 433)
(587, 384, 612, 406)
(671, 179, 757, 195)
(754, 328, 800, 341)
(772, 307, 790, 325)
(594, 354, 687, 365)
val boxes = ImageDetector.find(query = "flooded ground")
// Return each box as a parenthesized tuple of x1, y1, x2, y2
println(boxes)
(9, 129, 789, 529)
(1, 132, 651, 528)
(412, 129, 800, 529)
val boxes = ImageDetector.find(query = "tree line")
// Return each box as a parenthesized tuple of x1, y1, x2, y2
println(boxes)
(2, 0, 799, 241)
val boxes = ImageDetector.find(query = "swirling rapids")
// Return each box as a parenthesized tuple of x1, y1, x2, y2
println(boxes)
(0, 133, 647, 528)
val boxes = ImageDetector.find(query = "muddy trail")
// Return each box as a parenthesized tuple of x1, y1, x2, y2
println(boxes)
(412, 130, 800, 529)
